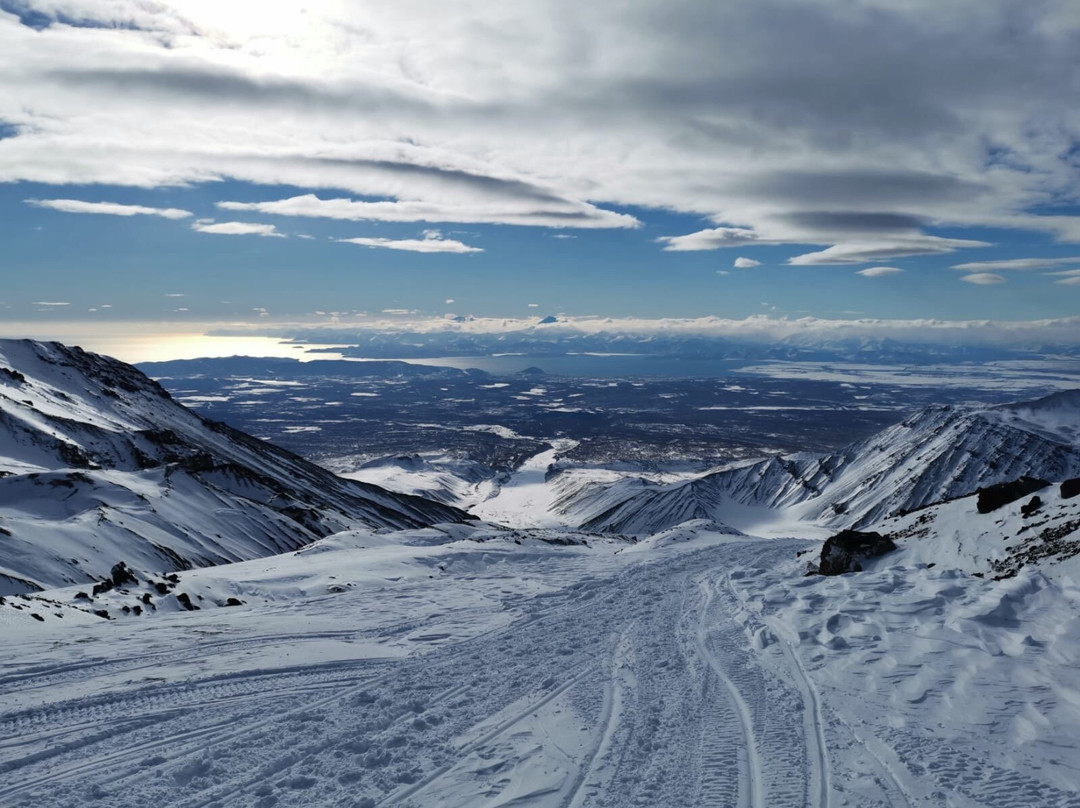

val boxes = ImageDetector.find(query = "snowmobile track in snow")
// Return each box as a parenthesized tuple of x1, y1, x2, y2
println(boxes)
(693, 577, 765, 808)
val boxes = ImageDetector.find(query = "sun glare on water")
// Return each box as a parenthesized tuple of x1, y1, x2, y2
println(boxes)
(0, 323, 347, 364)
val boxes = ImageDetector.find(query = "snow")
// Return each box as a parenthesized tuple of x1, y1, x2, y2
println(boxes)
(471, 440, 578, 528)
(6, 529, 1080, 807)
(4, 342, 1080, 806)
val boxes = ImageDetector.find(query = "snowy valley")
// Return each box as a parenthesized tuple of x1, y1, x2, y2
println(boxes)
(3, 339, 1080, 808)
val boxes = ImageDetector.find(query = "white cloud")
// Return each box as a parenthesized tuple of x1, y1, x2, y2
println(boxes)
(1049, 269, 1080, 285)
(855, 266, 904, 277)
(716, 270, 730, 276)
(32, 301, 70, 306)
(3, 0, 1080, 258)
(214, 313, 1080, 350)
(218, 194, 637, 230)
(733, 257, 761, 268)
(527, 303, 540, 308)
(191, 221, 284, 237)
(25, 199, 192, 219)
(960, 272, 1007, 285)
(445, 298, 455, 304)
(951, 256, 1080, 272)
(657, 228, 760, 252)
(788, 237, 991, 265)
(337, 231, 481, 253)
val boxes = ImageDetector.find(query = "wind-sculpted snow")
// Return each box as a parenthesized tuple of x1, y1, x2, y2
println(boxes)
(4, 530, 1080, 807)
(0, 340, 465, 593)
(554, 392, 1080, 536)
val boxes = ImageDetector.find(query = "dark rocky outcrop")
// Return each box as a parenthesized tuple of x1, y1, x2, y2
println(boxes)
(110, 562, 138, 587)
(0, 367, 26, 383)
(816, 530, 897, 575)
(1021, 496, 1043, 517)
(976, 477, 1050, 514)
(1062, 478, 1080, 499)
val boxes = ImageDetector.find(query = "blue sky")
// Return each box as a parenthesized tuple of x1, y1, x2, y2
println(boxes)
(1, 1, 1079, 344)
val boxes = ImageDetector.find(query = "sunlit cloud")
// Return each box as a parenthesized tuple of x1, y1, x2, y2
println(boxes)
(1048, 269, 1080, 286)
(657, 228, 760, 252)
(218, 194, 637, 230)
(25, 199, 192, 219)
(788, 237, 991, 265)
(951, 256, 1080, 272)
(191, 221, 284, 237)
(216, 312, 1080, 351)
(960, 272, 1007, 285)
(337, 232, 482, 253)
(855, 266, 904, 277)
(0, 0, 1078, 269)
(733, 257, 761, 268)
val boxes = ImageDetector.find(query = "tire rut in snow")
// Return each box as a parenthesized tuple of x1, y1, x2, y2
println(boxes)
(3, 543, 832, 808)
(692, 561, 826, 808)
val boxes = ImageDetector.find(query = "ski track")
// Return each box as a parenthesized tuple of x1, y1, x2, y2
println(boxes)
(4, 540, 1077, 807)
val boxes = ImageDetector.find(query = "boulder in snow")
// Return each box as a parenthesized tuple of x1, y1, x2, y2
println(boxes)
(816, 530, 897, 575)
(976, 477, 1050, 514)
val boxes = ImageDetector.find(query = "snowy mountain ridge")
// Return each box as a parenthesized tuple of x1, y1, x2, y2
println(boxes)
(535, 391, 1080, 535)
(0, 339, 466, 594)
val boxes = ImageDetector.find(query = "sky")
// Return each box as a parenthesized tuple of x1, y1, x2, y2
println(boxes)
(1, 0, 1080, 354)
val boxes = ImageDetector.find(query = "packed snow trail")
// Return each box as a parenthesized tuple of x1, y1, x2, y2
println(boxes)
(4, 538, 1080, 807)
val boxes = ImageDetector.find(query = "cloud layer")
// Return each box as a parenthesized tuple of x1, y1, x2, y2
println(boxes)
(209, 312, 1080, 352)
(191, 221, 283, 237)
(338, 231, 481, 253)
(855, 266, 904, 278)
(26, 198, 192, 219)
(1, 0, 1079, 264)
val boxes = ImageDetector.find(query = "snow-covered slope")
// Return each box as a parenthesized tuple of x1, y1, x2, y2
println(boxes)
(6, 528, 1080, 807)
(556, 391, 1080, 535)
(0, 340, 466, 594)
(873, 478, 1080, 580)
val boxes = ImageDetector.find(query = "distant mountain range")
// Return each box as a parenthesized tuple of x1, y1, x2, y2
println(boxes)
(0, 340, 466, 594)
